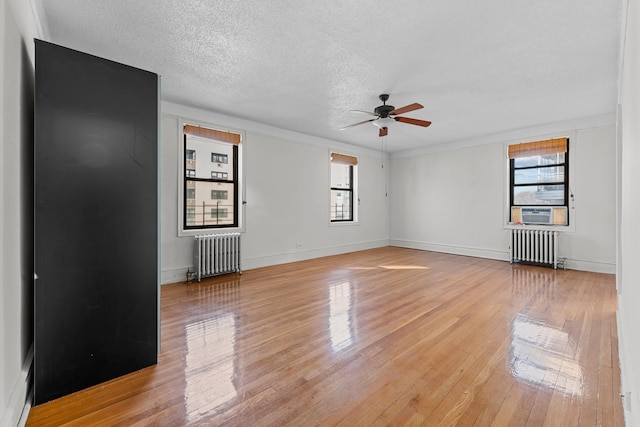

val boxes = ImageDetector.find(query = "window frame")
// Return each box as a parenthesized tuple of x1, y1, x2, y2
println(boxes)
(506, 136, 574, 229)
(330, 151, 358, 224)
(177, 118, 245, 236)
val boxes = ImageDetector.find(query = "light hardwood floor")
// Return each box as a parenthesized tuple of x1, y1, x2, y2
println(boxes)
(26, 247, 624, 426)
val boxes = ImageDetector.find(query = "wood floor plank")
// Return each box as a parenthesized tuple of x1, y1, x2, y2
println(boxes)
(26, 247, 624, 426)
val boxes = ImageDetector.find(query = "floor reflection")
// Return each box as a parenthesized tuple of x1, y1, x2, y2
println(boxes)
(193, 278, 241, 310)
(379, 265, 430, 270)
(511, 268, 556, 301)
(185, 313, 238, 421)
(329, 281, 357, 352)
(509, 314, 583, 396)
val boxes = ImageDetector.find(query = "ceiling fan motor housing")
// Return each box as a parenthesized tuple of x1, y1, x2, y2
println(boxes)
(374, 105, 395, 118)
(375, 94, 394, 117)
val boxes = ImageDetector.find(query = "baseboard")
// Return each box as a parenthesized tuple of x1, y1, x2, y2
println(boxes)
(160, 240, 390, 285)
(1, 345, 33, 427)
(241, 240, 390, 271)
(390, 239, 617, 274)
(161, 268, 190, 285)
(564, 258, 616, 274)
(389, 239, 510, 262)
(616, 307, 637, 426)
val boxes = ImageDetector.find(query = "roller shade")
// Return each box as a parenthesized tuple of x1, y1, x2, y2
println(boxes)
(508, 138, 567, 159)
(331, 152, 358, 165)
(184, 124, 241, 145)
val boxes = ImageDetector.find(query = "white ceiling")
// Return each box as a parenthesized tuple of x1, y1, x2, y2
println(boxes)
(33, 0, 623, 153)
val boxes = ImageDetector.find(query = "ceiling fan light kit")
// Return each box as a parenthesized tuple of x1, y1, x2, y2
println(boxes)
(341, 94, 432, 137)
(372, 117, 395, 129)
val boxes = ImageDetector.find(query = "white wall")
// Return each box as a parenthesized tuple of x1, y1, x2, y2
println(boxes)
(1, 0, 39, 425)
(618, 0, 640, 422)
(160, 102, 389, 284)
(389, 124, 617, 274)
(389, 142, 507, 260)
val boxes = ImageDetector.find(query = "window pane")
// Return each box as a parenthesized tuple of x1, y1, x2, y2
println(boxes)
(331, 189, 352, 221)
(514, 166, 564, 184)
(331, 163, 351, 188)
(514, 185, 565, 205)
(211, 153, 228, 164)
(514, 153, 565, 168)
(186, 135, 234, 179)
(185, 180, 235, 226)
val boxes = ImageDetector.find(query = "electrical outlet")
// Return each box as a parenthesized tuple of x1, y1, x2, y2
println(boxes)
(622, 391, 631, 411)
(296, 243, 302, 248)
(625, 392, 632, 411)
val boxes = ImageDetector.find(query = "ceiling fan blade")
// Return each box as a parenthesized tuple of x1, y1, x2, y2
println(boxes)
(350, 109, 378, 117)
(339, 118, 376, 130)
(390, 103, 423, 116)
(379, 127, 388, 137)
(394, 116, 432, 127)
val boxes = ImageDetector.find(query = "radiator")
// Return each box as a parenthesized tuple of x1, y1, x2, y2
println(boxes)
(510, 229, 559, 269)
(194, 233, 241, 282)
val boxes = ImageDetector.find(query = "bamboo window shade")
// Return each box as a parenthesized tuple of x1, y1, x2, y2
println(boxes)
(331, 153, 358, 165)
(508, 138, 567, 159)
(184, 124, 241, 145)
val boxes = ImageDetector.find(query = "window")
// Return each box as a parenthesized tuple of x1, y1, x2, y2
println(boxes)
(330, 152, 357, 222)
(211, 171, 229, 180)
(183, 123, 241, 229)
(211, 153, 228, 164)
(509, 138, 569, 221)
(211, 190, 228, 200)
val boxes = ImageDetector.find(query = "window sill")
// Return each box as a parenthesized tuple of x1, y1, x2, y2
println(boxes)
(504, 223, 574, 232)
(329, 221, 359, 227)
(179, 227, 244, 237)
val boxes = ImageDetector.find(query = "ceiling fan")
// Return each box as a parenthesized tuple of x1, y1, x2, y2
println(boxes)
(340, 94, 432, 137)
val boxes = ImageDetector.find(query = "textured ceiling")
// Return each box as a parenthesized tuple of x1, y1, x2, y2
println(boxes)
(33, 0, 623, 153)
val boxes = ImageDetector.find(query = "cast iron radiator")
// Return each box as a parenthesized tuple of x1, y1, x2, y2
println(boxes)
(194, 233, 241, 281)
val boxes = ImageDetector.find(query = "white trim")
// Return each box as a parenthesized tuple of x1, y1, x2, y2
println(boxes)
(617, 306, 638, 426)
(24, 0, 44, 39)
(617, 0, 631, 105)
(161, 267, 190, 285)
(390, 239, 615, 273)
(390, 239, 510, 262)
(242, 239, 389, 271)
(391, 114, 616, 159)
(1, 346, 33, 427)
(8, 0, 42, 64)
(162, 101, 383, 159)
(176, 117, 246, 237)
(504, 224, 572, 231)
(564, 258, 616, 274)
(328, 221, 361, 228)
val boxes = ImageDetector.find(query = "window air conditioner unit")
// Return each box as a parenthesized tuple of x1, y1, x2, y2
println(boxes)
(511, 206, 567, 225)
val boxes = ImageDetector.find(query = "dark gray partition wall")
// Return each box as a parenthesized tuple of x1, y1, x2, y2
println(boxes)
(34, 40, 159, 405)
